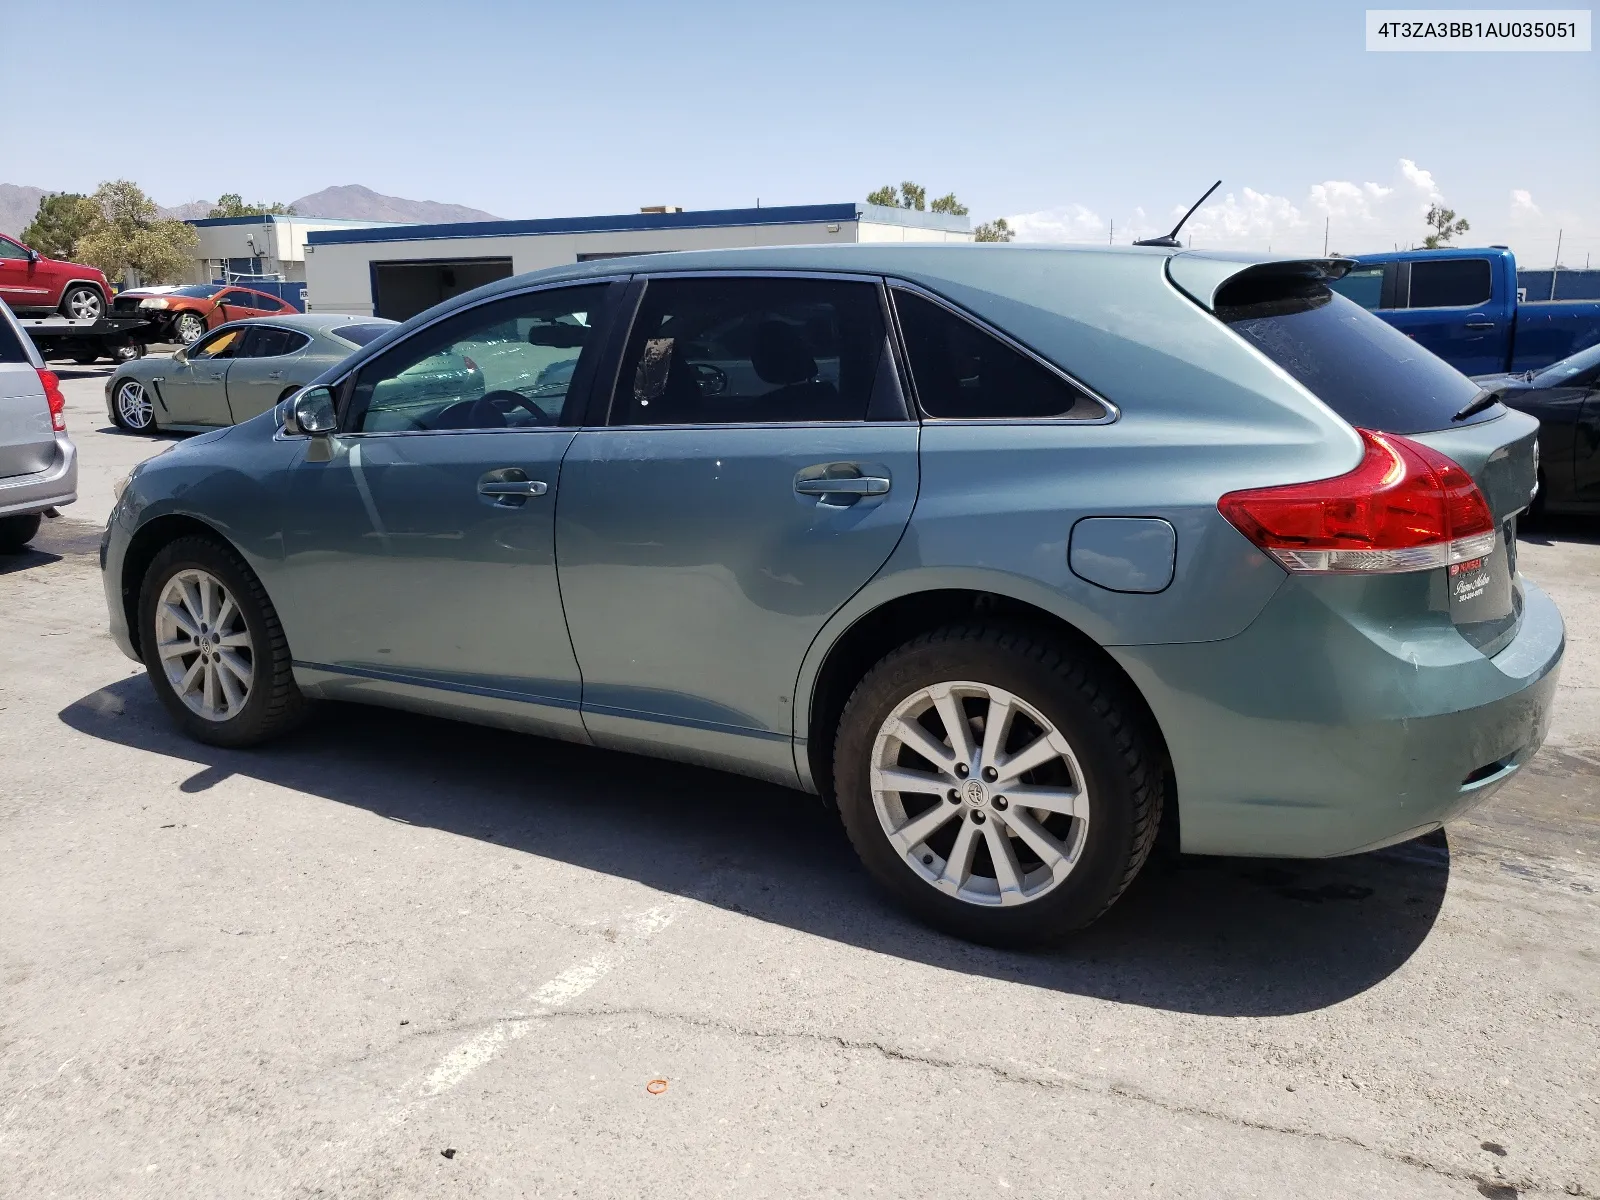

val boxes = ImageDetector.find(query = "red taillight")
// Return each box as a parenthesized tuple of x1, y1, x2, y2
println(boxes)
(1218, 428, 1496, 573)
(38, 369, 66, 433)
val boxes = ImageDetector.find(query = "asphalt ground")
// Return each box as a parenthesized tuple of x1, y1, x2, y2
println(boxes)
(2, 363, 1596, 1199)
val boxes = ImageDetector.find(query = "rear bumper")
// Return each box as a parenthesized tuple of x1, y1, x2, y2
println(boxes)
(1111, 577, 1565, 858)
(0, 435, 76, 518)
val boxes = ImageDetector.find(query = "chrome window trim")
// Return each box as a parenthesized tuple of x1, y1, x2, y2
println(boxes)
(886, 280, 1120, 425)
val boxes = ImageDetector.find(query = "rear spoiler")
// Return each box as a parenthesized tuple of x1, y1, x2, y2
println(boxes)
(1167, 253, 1358, 312)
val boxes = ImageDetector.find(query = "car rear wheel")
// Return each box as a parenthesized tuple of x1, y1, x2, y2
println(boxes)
(834, 624, 1163, 947)
(59, 285, 104, 321)
(138, 536, 307, 747)
(113, 379, 156, 432)
(0, 513, 43, 554)
(174, 312, 207, 345)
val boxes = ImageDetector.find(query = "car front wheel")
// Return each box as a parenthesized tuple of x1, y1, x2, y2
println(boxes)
(138, 536, 307, 747)
(834, 624, 1163, 947)
(112, 379, 156, 432)
(174, 312, 207, 345)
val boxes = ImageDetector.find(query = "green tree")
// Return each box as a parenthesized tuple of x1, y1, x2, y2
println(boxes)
(19, 192, 100, 259)
(208, 192, 296, 218)
(1422, 204, 1469, 249)
(974, 218, 1014, 243)
(867, 182, 941, 212)
(929, 192, 968, 216)
(866, 184, 900, 207)
(75, 180, 199, 285)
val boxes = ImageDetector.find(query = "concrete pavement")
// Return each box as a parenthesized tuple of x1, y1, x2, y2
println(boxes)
(1, 366, 1595, 1198)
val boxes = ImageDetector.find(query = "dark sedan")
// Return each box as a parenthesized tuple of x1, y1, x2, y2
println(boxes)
(1475, 342, 1600, 515)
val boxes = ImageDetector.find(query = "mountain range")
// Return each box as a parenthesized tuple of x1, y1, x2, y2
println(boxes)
(0, 183, 500, 238)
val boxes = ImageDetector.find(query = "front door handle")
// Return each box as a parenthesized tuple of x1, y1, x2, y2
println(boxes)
(795, 476, 890, 497)
(479, 480, 548, 497)
(478, 467, 548, 507)
(267, 370, 283, 380)
(1465, 320, 1496, 330)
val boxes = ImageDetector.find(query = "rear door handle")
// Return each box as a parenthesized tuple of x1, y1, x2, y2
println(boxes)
(267, 370, 284, 380)
(1465, 321, 1496, 330)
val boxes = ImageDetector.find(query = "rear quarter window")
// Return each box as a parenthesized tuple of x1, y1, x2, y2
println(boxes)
(332, 322, 395, 347)
(1217, 274, 1495, 434)
(0, 313, 29, 363)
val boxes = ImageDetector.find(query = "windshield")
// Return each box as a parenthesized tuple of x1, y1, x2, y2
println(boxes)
(1533, 341, 1600, 387)
(166, 284, 227, 299)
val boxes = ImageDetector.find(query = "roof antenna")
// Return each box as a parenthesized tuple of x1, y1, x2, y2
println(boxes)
(1134, 180, 1221, 248)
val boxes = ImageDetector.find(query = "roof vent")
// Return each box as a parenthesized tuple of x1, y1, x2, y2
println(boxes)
(640, 206, 684, 214)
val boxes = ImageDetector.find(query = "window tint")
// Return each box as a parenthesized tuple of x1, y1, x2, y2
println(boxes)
(241, 327, 309, 358)
(170, 284, 226, 299)
(1218, 275, 1493, 434)
(893, 290, 1103, 420)
(0, 239, 30, 261)
(612, 277, 890, 426)
(188, 327, 246, 361)
(1408, 258, 1492, 308)
(349, 284, 609, 433)
(332, 322, 395, 347)
(0, 315, 29, 362)
(1328, 266, 1384, 310)
(219, 290, 263, 309)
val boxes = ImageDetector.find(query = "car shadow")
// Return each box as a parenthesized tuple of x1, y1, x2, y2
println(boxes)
(59, 674, 1451, 1018)
(1, 516, 102, 575)
(1519, 514, 1599, 547)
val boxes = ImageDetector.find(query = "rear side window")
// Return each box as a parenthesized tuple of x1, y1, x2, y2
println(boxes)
(1218, 274, 1493, 434)
(1408, 258, 1492, 308)
(893, 290, 1104, 420)
(242, 327, 310, 358)
(333, 322, 395, 347)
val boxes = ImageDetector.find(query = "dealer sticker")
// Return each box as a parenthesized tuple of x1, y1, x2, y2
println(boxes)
(1450, 557, 1491, 604)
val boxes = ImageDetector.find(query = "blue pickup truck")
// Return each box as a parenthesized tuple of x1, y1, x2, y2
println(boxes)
(1330, 246, 1600, 376)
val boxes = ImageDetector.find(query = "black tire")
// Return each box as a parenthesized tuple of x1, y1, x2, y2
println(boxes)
(110, 341, 142, 363)
(833, 624, 1163, 947)
(73, 351, 100, 365)
(0, 512, 43, 554)
(138, 535, 308, 747)
(59, 285, 105, 321)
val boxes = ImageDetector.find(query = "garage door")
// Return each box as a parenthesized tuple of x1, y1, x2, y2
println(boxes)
(371, 258, 514, 322)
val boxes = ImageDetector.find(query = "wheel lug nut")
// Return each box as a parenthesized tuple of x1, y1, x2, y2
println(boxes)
(954, 763, 968, 778)
(994, 796, 1008, 811)
(983, 767, 998, 782)
(971, 811, 986, 824)
(948, 789, 960, 804)
(922, 854, 934, 866)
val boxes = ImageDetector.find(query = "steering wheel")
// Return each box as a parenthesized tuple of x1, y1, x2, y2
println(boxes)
(480, 389, 555, 425)
(691, 362, 728, 397)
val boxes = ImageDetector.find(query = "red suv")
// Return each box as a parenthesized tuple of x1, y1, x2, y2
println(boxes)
(0, 234, 111, 320)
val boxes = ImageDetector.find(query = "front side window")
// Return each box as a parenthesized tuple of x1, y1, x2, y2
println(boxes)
(220, 290, 264, 309)
(611, 276, 889, 425)
(188, 327, 246, 361)
(348, 284, 610, 433)
(893, 289, 1104, 420)
(1408, 258, 1492, 308)
(241, 327, 309, 358)
(0, 238, 30, 261)
(1328, 266, 1385, 310)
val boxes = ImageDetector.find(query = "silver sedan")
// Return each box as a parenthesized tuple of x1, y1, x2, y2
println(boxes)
(105, 313, 397, 433)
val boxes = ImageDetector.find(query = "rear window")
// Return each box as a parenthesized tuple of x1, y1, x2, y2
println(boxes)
(1217, 274, 1496, 434)
(333, 322, 395, 347)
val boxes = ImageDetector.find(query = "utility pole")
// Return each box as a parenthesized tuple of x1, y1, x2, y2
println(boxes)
(1551, 229, 1563, 300)
(1108, 219, 1114, 245)
(1323, 217, 1329, 257)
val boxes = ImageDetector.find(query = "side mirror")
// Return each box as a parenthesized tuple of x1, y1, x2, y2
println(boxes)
(286, 386, 337, 436)
(26, 247, 39, 262)
(173, 347, 189, 365)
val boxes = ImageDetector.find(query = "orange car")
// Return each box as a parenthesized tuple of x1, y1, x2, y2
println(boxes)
(111, 283, 298, 345)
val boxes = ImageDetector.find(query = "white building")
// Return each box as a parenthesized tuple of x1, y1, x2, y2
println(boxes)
(182, 214, 409, 288)
(302, 203, 973, 320)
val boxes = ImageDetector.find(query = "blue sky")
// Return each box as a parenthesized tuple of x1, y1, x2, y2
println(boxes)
(5, 0, 1595, 264)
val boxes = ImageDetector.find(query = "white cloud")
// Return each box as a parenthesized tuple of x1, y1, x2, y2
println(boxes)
(1510, 188, 1540, 218)
(1399, 158, 1442, 202)
(1005, 202, 1108, 244)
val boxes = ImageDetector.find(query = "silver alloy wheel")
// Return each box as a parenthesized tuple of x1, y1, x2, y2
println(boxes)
(870, 681, 1090, 906)
(175, 312, 206, 344)
(154, 569, 254, 722)
(65, 287, 103, 319)
(116, 380, 154, 429)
